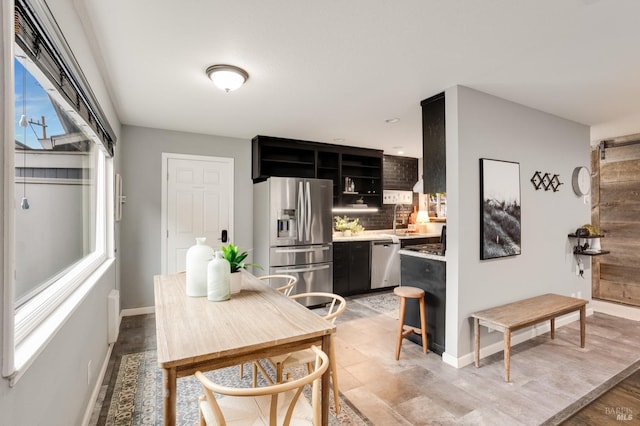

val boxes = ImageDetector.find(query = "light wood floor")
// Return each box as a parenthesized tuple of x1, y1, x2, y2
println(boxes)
(92, 296, 640, 425)
(333, 295, 640, 425)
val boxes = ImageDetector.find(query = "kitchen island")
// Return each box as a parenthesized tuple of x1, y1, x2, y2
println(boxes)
(399, 248, 446, 355)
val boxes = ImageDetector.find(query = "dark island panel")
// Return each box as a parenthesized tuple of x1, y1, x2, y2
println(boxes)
(400, 253, 446, 355)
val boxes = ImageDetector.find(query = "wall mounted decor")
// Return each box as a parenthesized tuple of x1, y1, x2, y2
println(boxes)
(480, 158, 522, 260)
(530, 171, 563, 191)
(571, 166, 590, 196)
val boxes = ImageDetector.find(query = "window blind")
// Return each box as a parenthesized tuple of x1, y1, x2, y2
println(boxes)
(14, 0, 116, 156)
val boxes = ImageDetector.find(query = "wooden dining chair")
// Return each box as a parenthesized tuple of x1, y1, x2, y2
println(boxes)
(258, 274, 298, 297)
(196, 345, 329, 426)
(255, 292, 346, 413)
(240, 274, 300, 381)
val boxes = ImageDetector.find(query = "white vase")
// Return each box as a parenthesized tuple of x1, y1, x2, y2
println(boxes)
(230, 271, 243, 294)
(186, 237, 214, 297)
(207, 251, 230, 301)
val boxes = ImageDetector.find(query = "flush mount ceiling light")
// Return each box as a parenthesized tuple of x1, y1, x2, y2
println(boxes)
(206, 64, 249, 92)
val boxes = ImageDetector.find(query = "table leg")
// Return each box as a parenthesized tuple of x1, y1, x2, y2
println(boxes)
(321, 334, 331, 426)
(580, 305, 586, 348)
(474, 318, 480, 367)
(504, 329, 511, 382)
(162, 367, 177, 426)
(550, 318, 555, 339)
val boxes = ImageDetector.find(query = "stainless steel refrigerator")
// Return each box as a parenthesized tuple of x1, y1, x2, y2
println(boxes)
(253, 177, 333, 306)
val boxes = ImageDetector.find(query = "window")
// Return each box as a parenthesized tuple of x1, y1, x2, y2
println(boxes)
(14, 57, 99, 308)
(3, 0, 117, 379)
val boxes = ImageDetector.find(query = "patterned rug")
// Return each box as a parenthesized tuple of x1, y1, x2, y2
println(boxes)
(350, 291, 399, 320)
(106, 350, 371, 426)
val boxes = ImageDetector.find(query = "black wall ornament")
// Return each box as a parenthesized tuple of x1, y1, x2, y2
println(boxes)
(531, 171, 563, 192)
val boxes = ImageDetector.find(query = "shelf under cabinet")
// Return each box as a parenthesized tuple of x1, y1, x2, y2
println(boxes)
(573, 250, 610, 256)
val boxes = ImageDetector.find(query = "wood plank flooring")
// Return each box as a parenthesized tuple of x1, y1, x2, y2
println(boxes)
(91, 297, 640, 425)
(560, 369, 640, 425)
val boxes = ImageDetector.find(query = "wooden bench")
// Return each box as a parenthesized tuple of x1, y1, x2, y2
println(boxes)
(471, 293, 587, 382)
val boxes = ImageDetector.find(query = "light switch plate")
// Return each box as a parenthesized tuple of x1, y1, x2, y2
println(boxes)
(383, 190, 413, 204)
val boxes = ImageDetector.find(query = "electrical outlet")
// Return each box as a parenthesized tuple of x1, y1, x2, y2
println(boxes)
(382, 190, 413, 205)
(87, 360, 92, 385)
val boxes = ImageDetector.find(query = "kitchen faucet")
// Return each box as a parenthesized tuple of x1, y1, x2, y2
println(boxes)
(393, 203, 402, 234)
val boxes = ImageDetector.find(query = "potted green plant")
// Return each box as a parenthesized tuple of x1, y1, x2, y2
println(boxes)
(220, 243, 261, 293)
(334, 216, 365, 236)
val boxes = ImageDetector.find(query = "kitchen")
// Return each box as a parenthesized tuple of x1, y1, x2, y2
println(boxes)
(250, 93, 449, 355)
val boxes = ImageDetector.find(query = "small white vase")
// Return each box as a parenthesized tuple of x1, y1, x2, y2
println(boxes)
(186, 237, 214, 297)
(230, 271, 242, 294)
(207, 251, 230, 301)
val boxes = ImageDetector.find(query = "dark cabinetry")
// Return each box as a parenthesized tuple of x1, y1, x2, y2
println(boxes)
(333, 241, 371, 296)
(252, 136, 383, 207)
(400, 254, 446, 355)
(421, 93, 446, 194)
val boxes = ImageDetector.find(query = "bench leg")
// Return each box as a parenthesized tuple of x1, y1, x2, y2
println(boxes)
(550, 318, 555, 339)
(474, 318, 480, 367)
(504, 330, 511, 382)
(580, 305, 586, 348)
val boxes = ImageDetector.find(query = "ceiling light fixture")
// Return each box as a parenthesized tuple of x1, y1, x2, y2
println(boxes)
(206, 64, 249, 93)
(385, 118, 400, 124)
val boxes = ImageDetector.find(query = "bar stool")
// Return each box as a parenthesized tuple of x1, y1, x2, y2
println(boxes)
(394, 286, 428, 360)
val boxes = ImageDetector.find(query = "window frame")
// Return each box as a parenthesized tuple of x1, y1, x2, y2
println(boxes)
(2, 0, 116, 383)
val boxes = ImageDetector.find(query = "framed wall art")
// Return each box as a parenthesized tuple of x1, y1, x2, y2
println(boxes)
(480, 158, 521, 260)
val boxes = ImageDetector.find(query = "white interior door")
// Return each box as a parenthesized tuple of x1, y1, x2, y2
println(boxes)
(162, 154, 233, 274)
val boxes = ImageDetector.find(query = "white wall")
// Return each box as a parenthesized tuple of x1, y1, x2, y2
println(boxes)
(444, 86, 591, 362)
(119, 125, 252, 309)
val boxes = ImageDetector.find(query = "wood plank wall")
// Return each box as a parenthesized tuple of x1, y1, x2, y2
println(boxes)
(592, 143, 640, 307)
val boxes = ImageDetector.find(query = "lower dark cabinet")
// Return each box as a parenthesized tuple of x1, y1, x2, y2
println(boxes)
(333, 241, 371, 296)
(400, 254, 446, 355)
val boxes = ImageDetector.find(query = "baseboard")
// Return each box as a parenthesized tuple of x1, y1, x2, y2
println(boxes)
(81, 343, 113, 426)
(591, 299, 640, 321)
(121, 306, 155, 317)
(443, 307, 594, 369)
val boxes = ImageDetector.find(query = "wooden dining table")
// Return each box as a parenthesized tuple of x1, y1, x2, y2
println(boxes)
(154, 270, 336, 425)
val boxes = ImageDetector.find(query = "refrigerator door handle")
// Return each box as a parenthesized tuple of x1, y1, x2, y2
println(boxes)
(297, 181, 304, 241)
(274, 246, 330, 253)
(305, 181, 312, 241)
(273, 264, 331, 274)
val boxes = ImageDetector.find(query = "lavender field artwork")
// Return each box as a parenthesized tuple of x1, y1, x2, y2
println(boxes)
(480, 158, 521, 260)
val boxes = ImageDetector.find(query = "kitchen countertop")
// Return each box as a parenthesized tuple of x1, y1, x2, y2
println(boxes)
(398, 249, 446, 262)
(332, 230, 441, 243)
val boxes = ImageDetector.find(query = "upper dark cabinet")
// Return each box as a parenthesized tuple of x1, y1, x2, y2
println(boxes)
(252, 136, 316, 180)
(421, 93, 446, 194)
(252, 135, 383, 207)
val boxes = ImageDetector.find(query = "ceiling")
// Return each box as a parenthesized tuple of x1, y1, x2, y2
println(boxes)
(78, 0, 640, 158)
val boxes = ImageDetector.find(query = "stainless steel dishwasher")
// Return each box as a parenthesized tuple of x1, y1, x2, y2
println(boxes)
(371, 240, 401, 289)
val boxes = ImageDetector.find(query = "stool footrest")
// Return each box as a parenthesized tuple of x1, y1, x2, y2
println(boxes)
(402, 327, 420, 338)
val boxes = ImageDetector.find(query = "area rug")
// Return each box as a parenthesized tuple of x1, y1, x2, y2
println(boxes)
(106, 350, 372, 426)
(350, 291, 399, 320)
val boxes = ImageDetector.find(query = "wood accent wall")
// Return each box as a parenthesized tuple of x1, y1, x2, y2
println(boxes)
(592, 143, 640, 307)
